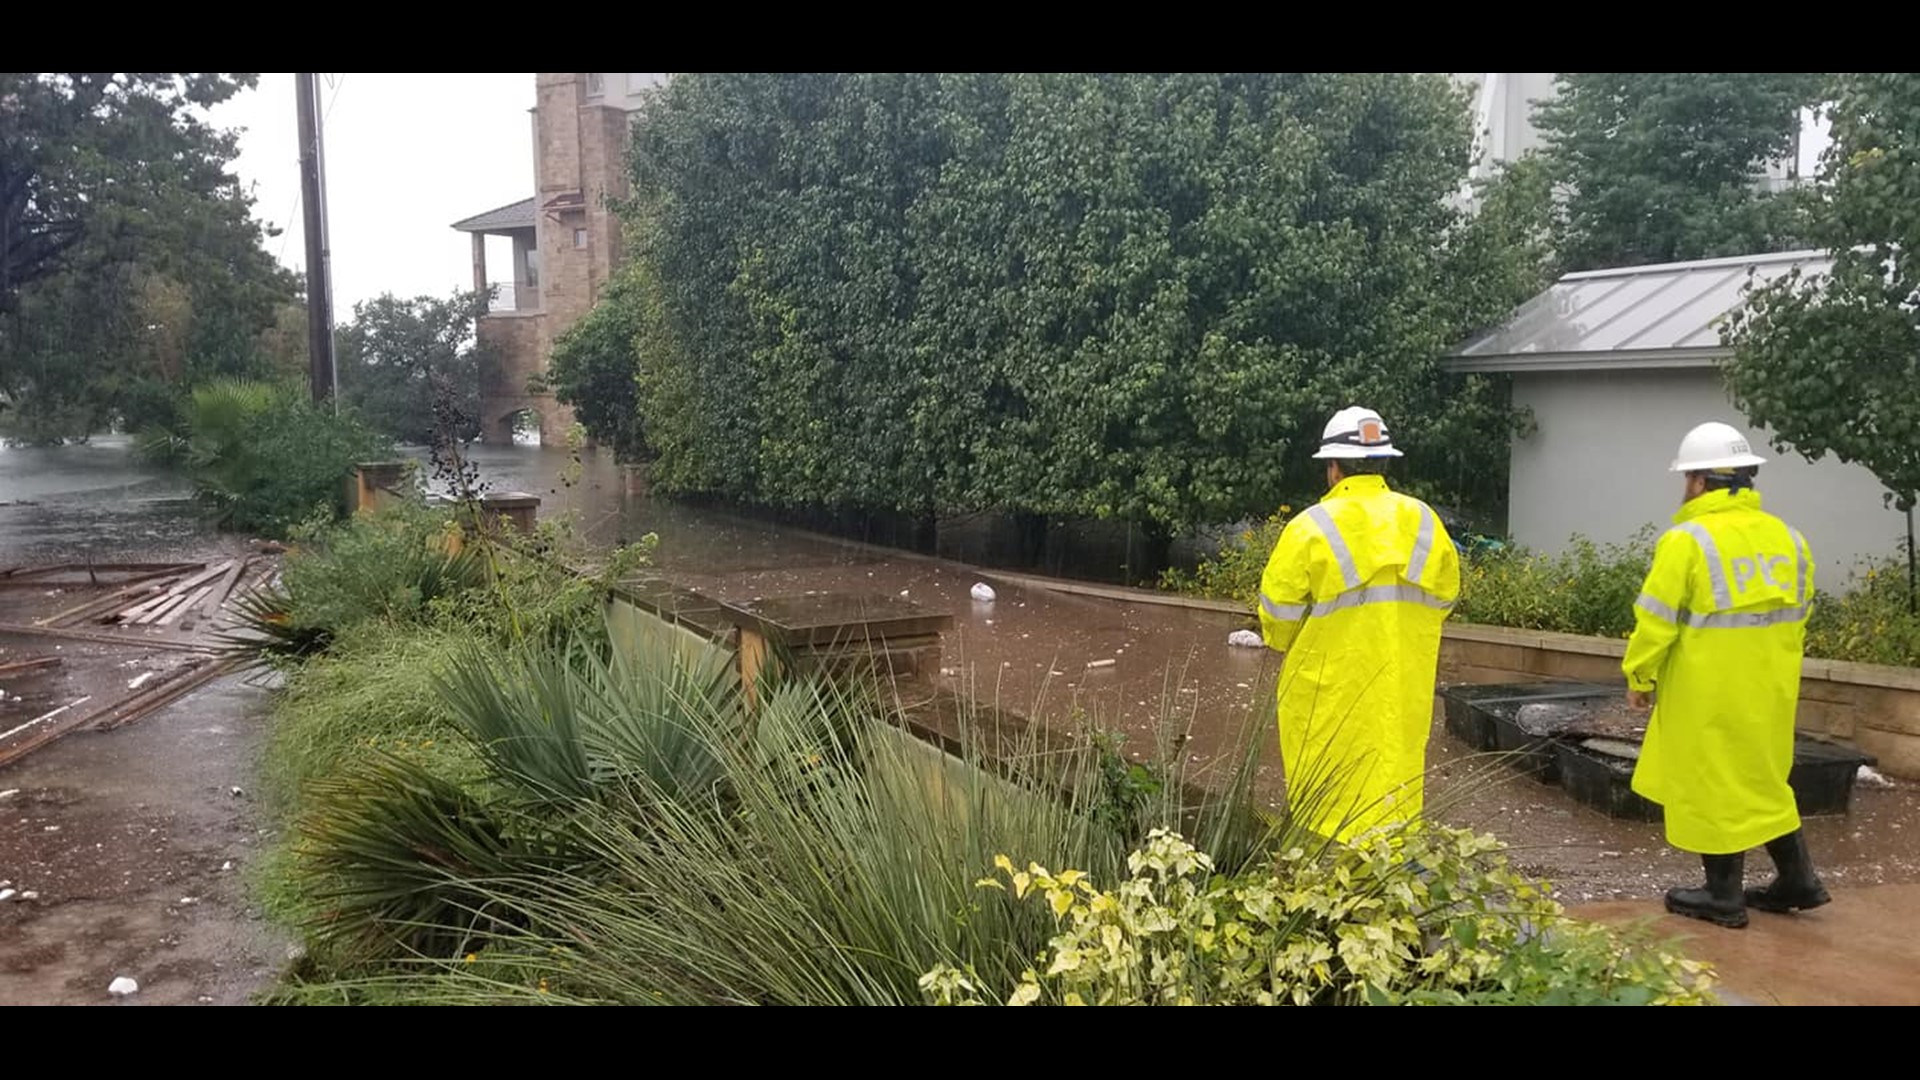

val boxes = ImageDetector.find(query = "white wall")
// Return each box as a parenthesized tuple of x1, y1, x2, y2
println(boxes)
(1509, 368, 1908, 585)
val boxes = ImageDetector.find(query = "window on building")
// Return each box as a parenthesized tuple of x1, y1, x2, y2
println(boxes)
(573, 227, 588, 250)
(586, 72, 604, 96)
(523, 247, 539, 287)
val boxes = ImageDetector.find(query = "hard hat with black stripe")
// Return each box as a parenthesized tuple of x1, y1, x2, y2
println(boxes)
(1312, 406, 1404, 460)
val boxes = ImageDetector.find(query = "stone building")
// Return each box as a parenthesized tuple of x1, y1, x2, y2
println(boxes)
(452, 73, 666, 443)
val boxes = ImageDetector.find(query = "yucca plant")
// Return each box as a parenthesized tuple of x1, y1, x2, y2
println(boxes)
(276, 617, 1289, 1003)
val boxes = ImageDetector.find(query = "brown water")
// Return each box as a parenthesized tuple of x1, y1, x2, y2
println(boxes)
(7, 441, 1916, 906)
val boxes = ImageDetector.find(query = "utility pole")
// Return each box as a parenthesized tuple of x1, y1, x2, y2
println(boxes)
(295, 73, 336, 406)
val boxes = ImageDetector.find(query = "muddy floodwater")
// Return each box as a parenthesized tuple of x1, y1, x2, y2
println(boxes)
(442, 443, 1920, 902)
(1, 439, 1915, 1005)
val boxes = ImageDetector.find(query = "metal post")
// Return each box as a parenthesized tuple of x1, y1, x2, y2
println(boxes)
(295, 73, 336, 406)
(1907, 503, 1916, 615)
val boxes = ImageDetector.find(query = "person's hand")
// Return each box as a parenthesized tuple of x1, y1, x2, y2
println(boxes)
(1627, 688, 1654, 711)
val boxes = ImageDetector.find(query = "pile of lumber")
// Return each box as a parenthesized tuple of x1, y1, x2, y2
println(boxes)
(0, 655, 234, 768)
(30, 557, 262, 633)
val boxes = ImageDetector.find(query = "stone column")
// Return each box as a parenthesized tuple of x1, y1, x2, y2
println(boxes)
(479, 492, 541, 535)
(471, 233, 488, 295)
(352, 461, 414, 516)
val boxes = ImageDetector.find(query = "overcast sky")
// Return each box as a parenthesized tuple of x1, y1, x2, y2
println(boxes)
(210, 73, 535, 315)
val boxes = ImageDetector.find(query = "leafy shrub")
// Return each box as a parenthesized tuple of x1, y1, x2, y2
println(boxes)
(229, 504, 656, 667)
(262, 616, 1712, 1007)
(1807, 552, 1920, 668)
(1452, 530, 1655, 638)
(1159, 512, 1291, 606)
(280, 504, 482, 632)
(142, 379, 392, 536)
(1164, 514, 1653, 641)
(265, 619, 1281, 1002)
(924, 827, 1715, 1007)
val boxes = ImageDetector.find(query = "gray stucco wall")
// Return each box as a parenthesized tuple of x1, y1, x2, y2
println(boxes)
(1508, 368, 1907, 586)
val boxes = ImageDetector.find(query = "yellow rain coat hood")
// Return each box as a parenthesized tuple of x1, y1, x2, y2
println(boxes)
(1258, 475, 1460, 842)
(1624, 488, 1812, 854)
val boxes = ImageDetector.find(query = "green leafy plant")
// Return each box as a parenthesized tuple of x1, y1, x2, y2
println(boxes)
(1806, 550, 1920, 668)
(1536, 72, 1821, 272)
(142, 379, 392, 536)
(618, 73, 1537, 536)
(1159, 512, 1292, 606)
(925, 826, 1715, 1006)
(1452, 530, 1655, 639)
(1722, 73, 1920, 607)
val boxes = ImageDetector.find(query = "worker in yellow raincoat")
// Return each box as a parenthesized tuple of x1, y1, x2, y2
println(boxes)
(1624, 421, 1829, 929)
(1258, 406, 1459, 842)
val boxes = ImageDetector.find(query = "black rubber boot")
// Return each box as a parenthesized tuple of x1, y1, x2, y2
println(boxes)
(1665, 853, 1748, 928)
(1746, 829, 1831, 914)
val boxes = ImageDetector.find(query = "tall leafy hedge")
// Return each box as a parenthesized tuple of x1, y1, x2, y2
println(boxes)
(616, 73, 1545, 530)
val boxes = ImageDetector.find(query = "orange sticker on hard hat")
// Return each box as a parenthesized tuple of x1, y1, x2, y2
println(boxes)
(1359, 419, 1384, 444)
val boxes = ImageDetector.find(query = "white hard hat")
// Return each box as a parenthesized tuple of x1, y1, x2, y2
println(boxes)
(1313, 406, 1404, 459)
(1669, 421, 1767, 473)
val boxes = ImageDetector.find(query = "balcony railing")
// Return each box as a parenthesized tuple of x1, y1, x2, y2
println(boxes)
(487, 282, 521, 312)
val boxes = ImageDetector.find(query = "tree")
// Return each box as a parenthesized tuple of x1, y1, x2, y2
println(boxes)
(548, 267, 648, 461)
(1722, 73, 1920, 603)
(0, 73, 297, 441)
(1537, 73, 1823, 271)
(335, 292, 488, 445)
(619, 73, 1544, 549)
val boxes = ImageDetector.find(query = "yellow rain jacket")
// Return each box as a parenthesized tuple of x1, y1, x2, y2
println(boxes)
(1258, 475, 1460, 842)
(1624, 489, 1812, 855)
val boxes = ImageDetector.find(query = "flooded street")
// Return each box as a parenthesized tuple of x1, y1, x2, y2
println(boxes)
(0, 438, 279, 1005)
(0, 439, 1915, 1005)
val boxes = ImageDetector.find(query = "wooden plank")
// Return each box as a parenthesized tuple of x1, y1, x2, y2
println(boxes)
(0, 622, 215, 654)
(92, 659, 233, 732)
(134, 593, 191, 626)
(37, 582, 165, 627)
(203, 557, 251, 617)
(158, 585, 213, 627)
(117, 588, 186, 623)
(0, 696, 95, 764)
(0, 656, 62, 677)
(2, 563, 81, 579)
(159, 560, 230, 597)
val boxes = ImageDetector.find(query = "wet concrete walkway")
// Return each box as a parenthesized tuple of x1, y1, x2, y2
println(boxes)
(1575, 886, 1920, 1005)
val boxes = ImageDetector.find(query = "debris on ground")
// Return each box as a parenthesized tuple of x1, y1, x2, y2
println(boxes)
(1226, 629, 1264, 648)
(1086, 658, 1116, 669)
(970, 582, 997, 603)
(107, 976, 139, 997)
(1860, 765, 1896, 789)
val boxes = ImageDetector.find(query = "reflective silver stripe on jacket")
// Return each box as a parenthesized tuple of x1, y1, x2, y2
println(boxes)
(1636, 591, 1805, 630)
(1305, 504, 1361, 589)
(1406, 504, 1438, 585)
(1791, 528, 1810, 605)
(1260, 594, 1309, 622)
(1686, 605, 1806, 629)
(1310, 583, 1454, 616)
(1674, 522, 1732, 610)
(1635, 592, 1680, 624)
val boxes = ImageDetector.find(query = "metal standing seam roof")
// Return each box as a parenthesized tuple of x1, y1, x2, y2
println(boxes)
(450, 196, 537, 233)
(1449, 249, 1831, 373)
